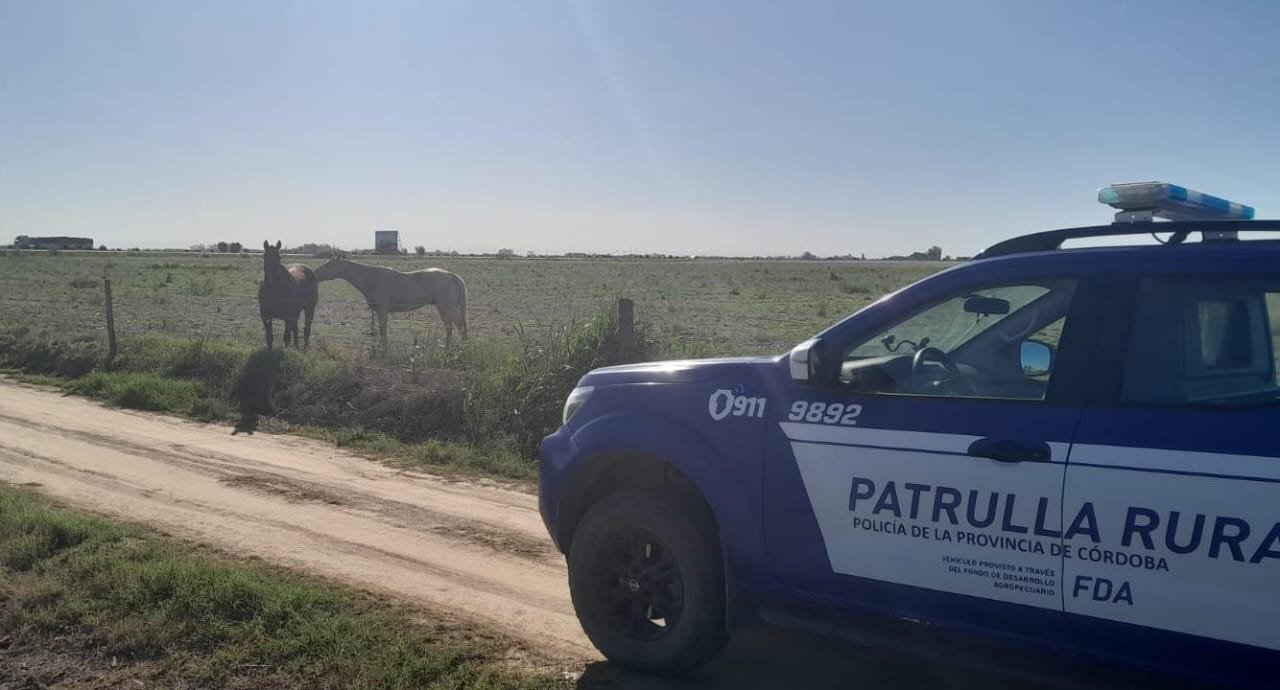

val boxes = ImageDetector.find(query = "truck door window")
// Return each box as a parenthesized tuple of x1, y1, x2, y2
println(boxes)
(1122, 277, 1280, 406)
(838, 280, 1076, 400)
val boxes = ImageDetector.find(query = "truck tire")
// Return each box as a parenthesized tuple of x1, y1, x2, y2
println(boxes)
(567, 490, 728, 674)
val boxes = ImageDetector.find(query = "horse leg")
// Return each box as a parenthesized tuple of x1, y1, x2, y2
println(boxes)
(284, 318, 297, 348)
(263, 318, 274, 350)
(436, 304, 454, 346)
(369, 307, 377, 338)
(377, 309, 389, 352)
(303, 306, 314, 351)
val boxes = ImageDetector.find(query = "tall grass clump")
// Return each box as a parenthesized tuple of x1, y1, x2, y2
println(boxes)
(113, 336, 252, 398)
(70, 372, 207, 413)
(0, 328, 103, 378)
(263, 347, 467, 443)
(463, 303, 648, 455)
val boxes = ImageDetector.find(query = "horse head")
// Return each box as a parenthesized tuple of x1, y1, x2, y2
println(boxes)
(313, 254, 347, 282)
(262, 240, 284, 284)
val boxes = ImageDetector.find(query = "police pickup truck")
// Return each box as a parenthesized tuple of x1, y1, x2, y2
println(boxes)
(538, 182, 1279, 687)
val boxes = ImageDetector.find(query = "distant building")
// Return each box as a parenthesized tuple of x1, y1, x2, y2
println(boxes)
(374, 230, 401, 254)
(14, 235, 93, 250)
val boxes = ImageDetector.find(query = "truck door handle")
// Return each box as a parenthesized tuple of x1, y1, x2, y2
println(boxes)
(967, 438, 1051, 463)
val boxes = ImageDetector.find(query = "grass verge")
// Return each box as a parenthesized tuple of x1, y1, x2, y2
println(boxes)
(263, 423, 537, 482)
(0, 485, 564, 689)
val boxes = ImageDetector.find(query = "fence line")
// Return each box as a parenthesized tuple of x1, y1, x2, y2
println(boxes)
(0, 288, 645, 362)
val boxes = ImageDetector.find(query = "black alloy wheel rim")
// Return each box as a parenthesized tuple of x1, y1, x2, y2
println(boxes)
(594, 526, 685, 642)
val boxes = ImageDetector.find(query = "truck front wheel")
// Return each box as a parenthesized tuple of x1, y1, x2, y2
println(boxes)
(567, 490, 728, 674)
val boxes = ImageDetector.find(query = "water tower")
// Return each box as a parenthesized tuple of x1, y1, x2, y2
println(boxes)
(374, 230, 400, 254)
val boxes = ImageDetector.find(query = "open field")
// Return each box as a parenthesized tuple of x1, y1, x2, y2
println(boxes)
(0, 251, 951, 356)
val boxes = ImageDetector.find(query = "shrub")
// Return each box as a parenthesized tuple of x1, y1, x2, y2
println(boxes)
(463, 303, 647, 454)
(236, 348, 285, 418)
(0, 329, 103, 378)
(167, 339, 249, 395)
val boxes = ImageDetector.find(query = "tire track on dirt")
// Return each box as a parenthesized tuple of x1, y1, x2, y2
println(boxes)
(0, 410, 557, 562)
(0, 440, 568, 609)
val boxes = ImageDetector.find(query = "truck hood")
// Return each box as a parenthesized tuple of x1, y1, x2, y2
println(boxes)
(578, 356, 781, 387)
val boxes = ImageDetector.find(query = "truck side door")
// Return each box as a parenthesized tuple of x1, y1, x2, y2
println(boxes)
(762, 269, 1104, 641)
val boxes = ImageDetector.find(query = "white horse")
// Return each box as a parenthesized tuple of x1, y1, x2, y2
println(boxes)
(314, 257, 468, 346)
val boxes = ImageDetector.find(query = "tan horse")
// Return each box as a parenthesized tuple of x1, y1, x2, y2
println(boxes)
(314, 257, 468, 346)
(258, 240, 318, 350)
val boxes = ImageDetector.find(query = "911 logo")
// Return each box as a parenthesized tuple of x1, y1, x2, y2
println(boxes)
(708, 385, 767, 421)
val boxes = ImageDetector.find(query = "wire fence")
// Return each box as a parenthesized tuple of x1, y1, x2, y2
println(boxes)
(0, 288, 811, 369)
(0, 282, 636, 364)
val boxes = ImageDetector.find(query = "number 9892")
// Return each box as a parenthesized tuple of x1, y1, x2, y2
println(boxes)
(788, 401, 862, 425)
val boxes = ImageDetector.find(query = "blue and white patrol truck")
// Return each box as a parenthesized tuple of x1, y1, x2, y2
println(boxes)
(539, 183, 1280, 687)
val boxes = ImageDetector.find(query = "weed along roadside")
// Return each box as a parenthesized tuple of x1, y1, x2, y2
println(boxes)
(0, 485, 567, 689)
(0, 301, 650, 482)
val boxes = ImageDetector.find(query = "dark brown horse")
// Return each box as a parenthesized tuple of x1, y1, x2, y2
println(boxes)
(258, 240, 318, 349)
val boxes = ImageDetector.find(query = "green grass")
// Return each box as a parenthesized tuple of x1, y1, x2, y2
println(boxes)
(274, 425, 536, 482)
(0, 485, 563, 689)
(69, 371, 210, 413)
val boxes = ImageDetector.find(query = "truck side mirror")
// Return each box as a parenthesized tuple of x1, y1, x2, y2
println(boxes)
(789, 339, 817, 383)
(1020, 340, 1053, 377)
(790, 337, 832, 384)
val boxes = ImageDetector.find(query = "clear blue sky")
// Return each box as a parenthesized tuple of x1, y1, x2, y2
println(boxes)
(3, 1, 1278, 257)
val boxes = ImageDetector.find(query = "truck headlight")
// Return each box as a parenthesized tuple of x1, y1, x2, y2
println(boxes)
(562, 386, 594, 425)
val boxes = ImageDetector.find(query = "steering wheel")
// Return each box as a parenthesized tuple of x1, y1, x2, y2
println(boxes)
(911, 346, 962, 379)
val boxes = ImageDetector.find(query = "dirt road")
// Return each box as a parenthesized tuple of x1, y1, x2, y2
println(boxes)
(0, 378, 592, 662)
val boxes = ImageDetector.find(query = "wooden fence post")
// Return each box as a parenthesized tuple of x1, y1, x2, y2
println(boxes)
(617, 298, 635, 359)
(103, 275, 118, 363)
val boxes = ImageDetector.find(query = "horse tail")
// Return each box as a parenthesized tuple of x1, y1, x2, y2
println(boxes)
(455, 273, 468, 337)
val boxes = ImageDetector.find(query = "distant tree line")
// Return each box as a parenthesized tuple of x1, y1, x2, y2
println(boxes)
(188, 242, 244, 253)
(39, 241, 962, 262)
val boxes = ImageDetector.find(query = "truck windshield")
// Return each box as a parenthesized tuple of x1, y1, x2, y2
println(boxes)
(848, 284, 1054, 358)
